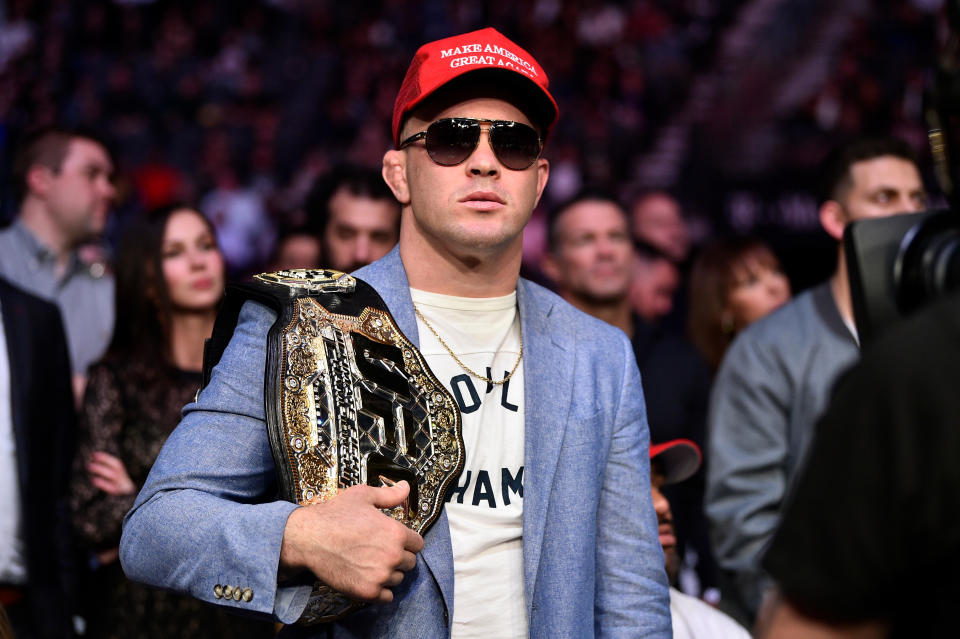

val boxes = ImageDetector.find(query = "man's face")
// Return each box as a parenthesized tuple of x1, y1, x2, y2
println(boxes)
(651, 464, 680, 583)
(547, 199, 633, 303)
(324, 187, 399, 272)
(273, 233, 322, 271)
(43, 138, 116, 245)
(397, 96, 549, 261)
(629, 255, 679, 323)
(630, 193, 689, 262)
(840, 155, 926, 222)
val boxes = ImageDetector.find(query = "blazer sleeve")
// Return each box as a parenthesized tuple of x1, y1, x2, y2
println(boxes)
(119, 300, 309, 623)
(704, 330, 789, 615)
(594, 333, 672, 638)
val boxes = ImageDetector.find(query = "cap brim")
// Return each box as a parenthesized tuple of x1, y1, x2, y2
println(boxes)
(650, 439, 702, 485)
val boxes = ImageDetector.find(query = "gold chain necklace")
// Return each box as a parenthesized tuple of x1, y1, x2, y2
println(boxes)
(413, 304, 523, 386)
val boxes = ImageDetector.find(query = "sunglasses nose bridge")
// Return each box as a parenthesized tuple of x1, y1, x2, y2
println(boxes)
(464, 125, 501, 175)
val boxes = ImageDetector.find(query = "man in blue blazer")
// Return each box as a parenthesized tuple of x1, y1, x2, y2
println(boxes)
(120, 27, 670, 637)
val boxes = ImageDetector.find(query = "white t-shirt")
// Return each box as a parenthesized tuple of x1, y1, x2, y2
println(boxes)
(0, 303, 27, 584)
(671, 587, 751, 639)
(411, 288, 527, 639)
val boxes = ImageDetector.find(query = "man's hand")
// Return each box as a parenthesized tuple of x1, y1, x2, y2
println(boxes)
(279, 480, 424, 603)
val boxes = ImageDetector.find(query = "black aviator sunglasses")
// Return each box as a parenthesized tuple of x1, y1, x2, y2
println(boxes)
(398, 118, 542, 171)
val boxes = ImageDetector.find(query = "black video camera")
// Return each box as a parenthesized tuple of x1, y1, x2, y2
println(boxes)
(845, 210, 960, 345)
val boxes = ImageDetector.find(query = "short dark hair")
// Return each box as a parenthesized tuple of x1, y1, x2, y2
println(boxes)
(547, 187, 626, 252)
(624, 187, 682, 211)
(821, 137, 919, 205)
(303, 164, 398, 237)
(12, 126, 110, 201)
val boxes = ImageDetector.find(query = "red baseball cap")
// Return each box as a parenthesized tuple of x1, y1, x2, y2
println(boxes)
(392, 27, 559, 147)
(649, 439, 702, 485)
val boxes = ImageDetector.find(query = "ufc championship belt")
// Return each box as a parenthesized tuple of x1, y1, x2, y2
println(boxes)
(202, 269, 464, 624)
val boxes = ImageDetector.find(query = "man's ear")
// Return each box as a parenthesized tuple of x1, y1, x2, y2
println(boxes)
(26, 165, 53, 198)
(819, 200, 847, 241)
(533, 157, 550, 208)
(382, 150, 411, 205)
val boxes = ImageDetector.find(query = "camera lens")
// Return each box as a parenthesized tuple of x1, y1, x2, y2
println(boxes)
(895, 212, 960, 314)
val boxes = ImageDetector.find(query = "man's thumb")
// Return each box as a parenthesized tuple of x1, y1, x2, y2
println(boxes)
(369, 478, 410, 509)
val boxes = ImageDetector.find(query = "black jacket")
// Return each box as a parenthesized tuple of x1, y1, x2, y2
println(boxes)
(2, 277, 77, 638)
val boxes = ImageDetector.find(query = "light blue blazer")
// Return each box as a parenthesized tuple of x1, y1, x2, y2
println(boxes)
(120, 247, 671, 637)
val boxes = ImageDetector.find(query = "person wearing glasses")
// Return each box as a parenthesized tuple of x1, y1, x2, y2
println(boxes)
(120, 28, 671, 637)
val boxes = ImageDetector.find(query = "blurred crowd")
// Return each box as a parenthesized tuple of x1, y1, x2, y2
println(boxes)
(0, 0, 942, 277)
(0, 1, 952, 637)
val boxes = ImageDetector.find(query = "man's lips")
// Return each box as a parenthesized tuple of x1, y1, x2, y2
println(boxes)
(460, 191, 505, 210)
(658, 524, 676, 549)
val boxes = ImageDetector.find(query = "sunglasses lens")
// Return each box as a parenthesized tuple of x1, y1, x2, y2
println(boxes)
(490, 122, 541, 170)
(420, 119, 541, 170)
(425, 119, 480, 166)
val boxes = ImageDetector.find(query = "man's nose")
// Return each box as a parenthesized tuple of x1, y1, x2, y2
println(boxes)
(651, 487, 670, 517)
(464, 129, 499, 177)
(101, 178, 117, 200)
(353, 235, 371, 261)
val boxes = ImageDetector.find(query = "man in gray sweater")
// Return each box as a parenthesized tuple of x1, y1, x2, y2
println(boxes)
(704, 137, 927, 626)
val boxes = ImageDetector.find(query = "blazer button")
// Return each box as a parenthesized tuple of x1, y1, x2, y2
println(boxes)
(242, 588, 253, 602)
(233, 587, 242, 601)
(213, 584, 223, 599)
(223, 585, 234, 599)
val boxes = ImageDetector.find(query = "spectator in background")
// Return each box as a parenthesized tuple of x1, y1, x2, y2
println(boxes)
(269, 225, 323, 272)
(0, 127, 116, 402)
(0, 277, 77, 639)
(688, 236, 791, 372)
(629, 244, 681, 324)
(650, 439, 750, 639)
(69, 205, 273, 639)
(629, 190, 691, 264)
(705, 137, 927, 627)
(541, 189, 635, 337)
(200, 166, 275, 277)
(543, 189, 715, 599)
(304, 164, 400, 273)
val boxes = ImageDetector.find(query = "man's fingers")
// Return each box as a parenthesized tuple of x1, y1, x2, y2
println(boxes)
(375, 587, 394, 604)
(385, 570, 405, 587)
(367, 480, 410, 509)
(402, 527, 424, 553)
(396, 550, 417, 572)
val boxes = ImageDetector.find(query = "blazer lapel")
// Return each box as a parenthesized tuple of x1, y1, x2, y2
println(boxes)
(517, 281, 575, 609)
(352, 247, 455, 616)
(354, 246, 418, 347)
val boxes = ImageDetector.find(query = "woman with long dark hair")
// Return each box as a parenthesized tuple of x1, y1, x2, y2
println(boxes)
(688, 236, 792, 371)
(69, 204, 274, 638)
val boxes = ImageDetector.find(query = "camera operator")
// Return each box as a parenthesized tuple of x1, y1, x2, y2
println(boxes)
(704, 137, 927, 625)
(755, 288, 960, 638)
